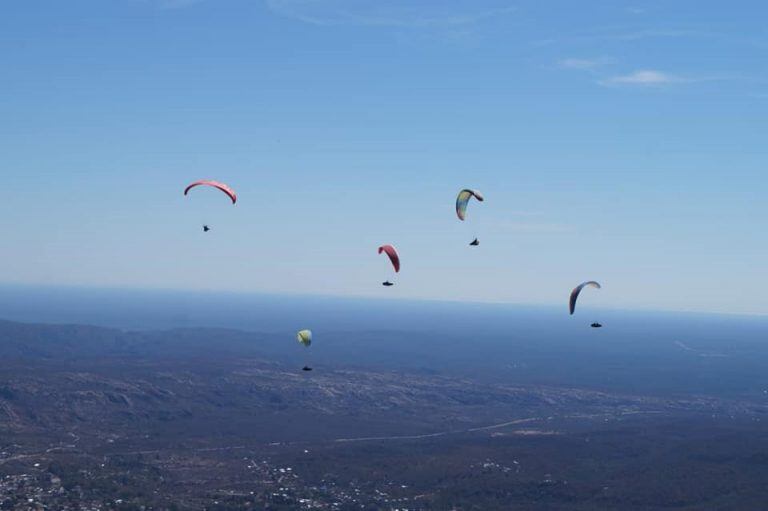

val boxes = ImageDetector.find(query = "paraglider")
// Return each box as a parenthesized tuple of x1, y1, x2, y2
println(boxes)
(183, 180, 237, 204)
(378, 245, 400, 286)
(297, 329, 312, 371)
(569, 281, 602, 315)
(184, 180, 237, 232)
(456, 189, 484, 245)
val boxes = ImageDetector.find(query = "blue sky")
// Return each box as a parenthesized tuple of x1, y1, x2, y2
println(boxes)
(1, 0, 767, 314)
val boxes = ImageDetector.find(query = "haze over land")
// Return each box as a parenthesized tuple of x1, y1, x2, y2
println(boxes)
(0, 288, 767, 508)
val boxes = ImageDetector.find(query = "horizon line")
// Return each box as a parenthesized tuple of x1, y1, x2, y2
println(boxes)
(0, 281, 766, 320)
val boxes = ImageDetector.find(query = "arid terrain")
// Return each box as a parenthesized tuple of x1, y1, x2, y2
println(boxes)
(0, 319, 768, 509)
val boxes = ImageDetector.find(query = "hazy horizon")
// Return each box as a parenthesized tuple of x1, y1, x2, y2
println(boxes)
(2, 282, 768, 400)
(3, 282, 768, 330)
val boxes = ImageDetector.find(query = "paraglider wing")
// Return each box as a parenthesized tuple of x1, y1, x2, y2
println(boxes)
(378, 245, 400, 273)
(297, 329, 312, 347)
(569, 281, 601, 315)
(184, 180, 237, 204)
(456, 189, 484, 221)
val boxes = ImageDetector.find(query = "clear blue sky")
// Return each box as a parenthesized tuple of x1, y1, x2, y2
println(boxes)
(1, 0, 766, 314)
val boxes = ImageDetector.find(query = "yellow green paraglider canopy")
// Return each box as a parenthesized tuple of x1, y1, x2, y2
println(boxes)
(297, 329, 312, 347)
